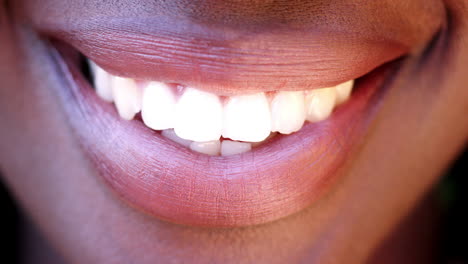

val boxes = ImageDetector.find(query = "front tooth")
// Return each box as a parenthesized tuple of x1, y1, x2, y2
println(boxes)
(270, 91, 306, 134)
(305, 88, 337, 122)
(335, 80, 354, 105)
(162, 129, 192, 147)
(221, 140, 252, 156)
(141, 82, 176, 130)
(174, 88, 223, 142)
(89, 61, 113, 102)
(190, 141, 221, 156)
(112, 77, 142, 120)
(222, 93, 272, 142)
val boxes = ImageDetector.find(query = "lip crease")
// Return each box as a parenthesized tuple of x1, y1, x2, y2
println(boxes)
(50, 37, 401, 227)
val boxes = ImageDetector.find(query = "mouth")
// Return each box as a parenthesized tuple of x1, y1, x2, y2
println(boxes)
(48, 27, 405, 227)
(89, 57, 357, 155)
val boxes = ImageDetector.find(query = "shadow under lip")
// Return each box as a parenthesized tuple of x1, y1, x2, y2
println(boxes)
(49, 39, 403, 227)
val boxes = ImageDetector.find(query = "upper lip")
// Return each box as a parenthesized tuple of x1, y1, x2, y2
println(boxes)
(45, 17, 406, 95)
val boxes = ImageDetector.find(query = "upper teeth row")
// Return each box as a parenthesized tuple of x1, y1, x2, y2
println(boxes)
(90, 61, 354, 155)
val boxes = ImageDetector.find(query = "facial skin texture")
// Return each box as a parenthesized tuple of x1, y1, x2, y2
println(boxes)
(1, 0, 468, 263)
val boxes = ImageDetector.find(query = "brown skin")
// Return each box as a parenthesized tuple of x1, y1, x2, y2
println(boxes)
(1, 0, 468, 263)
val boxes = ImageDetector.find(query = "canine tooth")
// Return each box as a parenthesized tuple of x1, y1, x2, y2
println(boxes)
(305, 88, 337, 122)
(89, 61, 113, 102)
(190, 141, 221, 156)
(271, 91, 306, 134)
(112, 77, 142, 120)
(222, 93, 271, 142)
(162, 129, 192, 147)
(174, 88, 223, 142)
(221, 140, 252, 156)
(335, 80, 354, 105)
(141, 82, 176, 130)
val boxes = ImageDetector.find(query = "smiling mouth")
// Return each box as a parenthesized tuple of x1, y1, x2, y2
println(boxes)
(48, 23, 405, 227)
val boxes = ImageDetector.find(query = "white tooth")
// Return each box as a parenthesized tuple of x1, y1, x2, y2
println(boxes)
(141, 82, 176, 130)
(112, 77, 142, 120)
(222, 93, 271, 142)
(270, 91, 306, 134)
(221, 140, 252, 156)
(174, 88, 223, 142)
(304, 88, 337, 122)
(335, 80, 354, 105)
(162, 129, 192, 147)
(190, 141, 221, 156)
(89, 61, 113, 102)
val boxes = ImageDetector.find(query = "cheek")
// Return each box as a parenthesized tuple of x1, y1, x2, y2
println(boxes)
(0, 7, 105, 247)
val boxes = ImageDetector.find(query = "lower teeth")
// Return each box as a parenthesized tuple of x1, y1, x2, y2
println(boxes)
(160, 129, 277, 156)
(88, 60, 354, 156)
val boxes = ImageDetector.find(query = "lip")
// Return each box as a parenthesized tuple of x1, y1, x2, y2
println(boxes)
(28, 3, 416, 226)
(49, 39, 402, 227)
(38, 16, 408, 96)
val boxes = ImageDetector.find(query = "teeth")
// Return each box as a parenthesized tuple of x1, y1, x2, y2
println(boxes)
(161, 129, 193, 147)
(270, 91, 306, 134)
(335, 80, 354, 105)
(89, 61, 356, 155)
(190, 140, 221, 156)
(89, 61, 113, 102)
(141, 82, 177, 130)
(111, 77, 142, 120)
(221, 140, 252, 156)
(304, 87, 337, 122)
(222, 93, 272, 142)
(174, 88, 223, 142)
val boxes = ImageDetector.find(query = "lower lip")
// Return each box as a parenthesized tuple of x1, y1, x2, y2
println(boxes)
(51, 43, 400, 227)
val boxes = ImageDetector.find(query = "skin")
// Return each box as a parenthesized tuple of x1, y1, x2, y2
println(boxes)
(1, 0, 467, 263)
